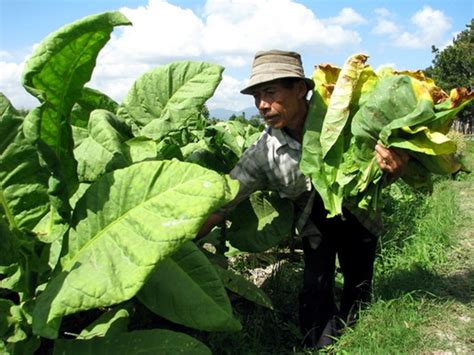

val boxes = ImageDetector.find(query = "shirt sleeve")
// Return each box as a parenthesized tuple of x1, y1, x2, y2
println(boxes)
(218, 139, 270, 214)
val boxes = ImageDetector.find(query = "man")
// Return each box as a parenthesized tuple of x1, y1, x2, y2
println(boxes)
(198, 50, 407, 348)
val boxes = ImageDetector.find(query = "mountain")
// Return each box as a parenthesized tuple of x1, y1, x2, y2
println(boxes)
(209, 106, 259, 120)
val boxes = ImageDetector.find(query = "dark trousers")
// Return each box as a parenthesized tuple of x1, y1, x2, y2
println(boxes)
(299, 195, 378, 347)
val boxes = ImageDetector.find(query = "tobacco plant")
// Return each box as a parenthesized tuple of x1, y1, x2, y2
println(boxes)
(0, 11, 292, 354)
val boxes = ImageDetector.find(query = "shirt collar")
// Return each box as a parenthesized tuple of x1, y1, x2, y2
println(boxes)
(268, 126, 302, 151)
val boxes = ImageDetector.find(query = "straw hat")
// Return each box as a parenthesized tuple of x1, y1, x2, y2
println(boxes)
(240, 49, 315, 95)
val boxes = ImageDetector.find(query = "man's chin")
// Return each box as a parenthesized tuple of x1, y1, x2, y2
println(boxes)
(265, 118, 282, 128)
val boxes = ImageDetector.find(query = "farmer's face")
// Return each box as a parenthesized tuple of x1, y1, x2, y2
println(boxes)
(251, 80, 306, 130)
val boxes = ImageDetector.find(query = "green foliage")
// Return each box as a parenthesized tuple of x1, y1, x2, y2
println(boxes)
(227, 191, 294, 252)
(137, 241, 241, 332)
(425, 20, 474, 130)
(425, 20, 473, 91)
(0, 10, 291, 354)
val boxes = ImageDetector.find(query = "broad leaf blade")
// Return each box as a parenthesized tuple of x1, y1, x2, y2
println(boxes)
(32, 160, 239, 338)
(71, 87, 119, 128)
(53, 329, 211, 354)
(21, 11, 131, 215)
(0, 93, 50, 232)
(138, 242, 241, 332)
(227, 192, 294, 252)
(118, 61, 223, 140)
(77, 308, 130, 339)
(74, 109, 132, 182)
(320, 54, 368, 157)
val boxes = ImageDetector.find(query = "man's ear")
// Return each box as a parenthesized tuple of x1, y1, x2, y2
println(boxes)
(296, 80, 308, 99)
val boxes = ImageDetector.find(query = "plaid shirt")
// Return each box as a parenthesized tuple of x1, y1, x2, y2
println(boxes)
(227, 126, 382, 248)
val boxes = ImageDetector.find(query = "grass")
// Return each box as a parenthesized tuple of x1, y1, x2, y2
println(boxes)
(329, 140, 474, 354)
(202, 140, 474, 354)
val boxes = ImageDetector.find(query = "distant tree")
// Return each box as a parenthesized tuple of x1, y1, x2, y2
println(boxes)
(229, 114, 247, 123)
(424, 20, 473, 133)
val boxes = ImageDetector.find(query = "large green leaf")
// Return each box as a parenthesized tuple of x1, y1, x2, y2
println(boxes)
(117, 61, 223, 140)
(182, 140, 230, 173)
(32, 160, 239, 338)
(320, 54, 368, 158)
(71, 87, 119, 129)
(300, 66, 341, 216)
(0, 93, 50, 232)
(138, 241, 241, 332)
(77, 307, 130, 340)
(53, 329, 211, 354)
(124, 137, 159, 163)
(227, 191, 294, 252)
(21, 11, 131, 217)
(74, 109, 132, 182)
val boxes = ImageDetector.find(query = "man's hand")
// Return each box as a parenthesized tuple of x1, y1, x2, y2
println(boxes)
(375, 143, 409, 183)
(196, 212, 224, 240)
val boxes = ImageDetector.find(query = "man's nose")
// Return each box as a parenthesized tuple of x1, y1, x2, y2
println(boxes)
(257, 98, 270, 111)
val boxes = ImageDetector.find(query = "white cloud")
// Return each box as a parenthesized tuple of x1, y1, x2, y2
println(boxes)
(3, 0, 364, 110)
(372, 8, 399, 35)
(117, 0, 205, 62)
(323, 7, 366, 26)
(207, 75, 253, 111)
(372, 19, 399, 35)
(374, 8, 391, 18)
(88, 0, 364, 109)
(0, 58, 39, 109)
(372, 6, 451, 50)
(394, 6, 451, 48)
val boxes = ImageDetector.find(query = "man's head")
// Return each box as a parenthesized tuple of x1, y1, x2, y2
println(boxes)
(240, 49, 314, 95)
(241, 50, 313, 133)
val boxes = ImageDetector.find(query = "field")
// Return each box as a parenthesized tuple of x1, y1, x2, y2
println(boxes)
(1, 11, 472, 354)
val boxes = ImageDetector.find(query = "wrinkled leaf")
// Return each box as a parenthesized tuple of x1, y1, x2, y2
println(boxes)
(182, 140, 230, 173)
(227, 191, 294, 252)
(138, 242, 241, 332)
(77, 308, 129, 339)
(71, 87, 119, 129)
(0, 94, 50, 232)
(124, 137, 158, 163)
(118, 61, 223, 141)
(320, 54, 368, 157)
(21, 11, 131, 218)
(74, 109, 132, 182)
(33, 160, 239, 338)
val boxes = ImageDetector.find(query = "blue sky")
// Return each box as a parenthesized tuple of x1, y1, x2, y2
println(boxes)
(1, 0, 472, 110)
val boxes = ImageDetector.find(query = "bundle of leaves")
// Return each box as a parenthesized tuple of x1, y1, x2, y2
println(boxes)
(300, 54, 473, 217)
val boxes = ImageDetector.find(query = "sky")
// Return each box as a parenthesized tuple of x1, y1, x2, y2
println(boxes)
(0, 0, 472, 111)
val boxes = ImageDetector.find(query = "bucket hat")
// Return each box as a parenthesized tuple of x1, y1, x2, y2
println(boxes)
(240, 49, 315, 95)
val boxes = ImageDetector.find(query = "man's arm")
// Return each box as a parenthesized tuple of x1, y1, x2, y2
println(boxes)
(196, 212, 225, 240)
